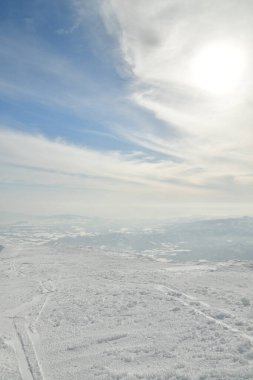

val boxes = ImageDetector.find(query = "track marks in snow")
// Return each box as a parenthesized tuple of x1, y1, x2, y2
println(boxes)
(155, 284, 253, 344)
(12, 281, 55, 379)
(97, 333, 128, 344)
(12, 318, 44, 380)
(31, 295, 50, 332)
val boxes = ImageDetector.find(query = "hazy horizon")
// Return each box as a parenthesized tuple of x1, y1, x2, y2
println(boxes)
(2, 203, 253, 223)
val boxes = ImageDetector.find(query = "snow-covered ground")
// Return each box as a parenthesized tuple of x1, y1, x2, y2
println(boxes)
(1, 239, 253, 379)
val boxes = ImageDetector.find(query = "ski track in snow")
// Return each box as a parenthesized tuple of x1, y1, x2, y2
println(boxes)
(7, 285, 53, 380)
(155, 284, 253, 344)
(13, 318, 44, 380)
(10, 279, 56, 379)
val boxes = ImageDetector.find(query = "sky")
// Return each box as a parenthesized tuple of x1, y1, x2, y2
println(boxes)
(1, 0, 253, 219)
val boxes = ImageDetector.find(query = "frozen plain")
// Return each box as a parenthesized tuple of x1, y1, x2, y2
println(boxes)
(1, 220, 253, 379)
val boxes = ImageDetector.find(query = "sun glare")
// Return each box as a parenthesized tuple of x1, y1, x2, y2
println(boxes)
(191, 41, 247, 94)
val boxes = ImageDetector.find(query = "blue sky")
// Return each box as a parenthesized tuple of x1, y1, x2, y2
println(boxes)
(0, 1, 127, 144)
(1, 0, 253, 218)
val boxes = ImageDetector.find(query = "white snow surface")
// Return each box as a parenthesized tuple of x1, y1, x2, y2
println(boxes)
(1, 245, 253, 379)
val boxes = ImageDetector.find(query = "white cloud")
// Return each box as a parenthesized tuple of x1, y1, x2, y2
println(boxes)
(1, 1, 253, 217)
(0, 128, 192, 190)
(0, 128, 206, 216)
(101, 0, 253, 201)
(1, 127, 253, 217)
(3, 128, 218, 191)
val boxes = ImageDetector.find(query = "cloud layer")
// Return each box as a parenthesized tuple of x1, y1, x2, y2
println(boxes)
(1, 0, 253, 217)
(100, 0, 253, 197)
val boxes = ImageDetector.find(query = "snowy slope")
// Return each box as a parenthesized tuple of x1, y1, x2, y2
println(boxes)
(0, 243, 253, 379)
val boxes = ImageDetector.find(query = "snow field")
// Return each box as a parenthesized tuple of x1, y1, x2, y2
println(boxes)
(0, 246, 253, 379)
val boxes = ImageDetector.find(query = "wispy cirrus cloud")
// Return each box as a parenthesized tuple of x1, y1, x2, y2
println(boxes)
(1, 128, 252, 196)
(100, 0, 253, 196)
(0, 128, 196, 189)
(0, 127, 209, 216)
(1, 0, 253, 218)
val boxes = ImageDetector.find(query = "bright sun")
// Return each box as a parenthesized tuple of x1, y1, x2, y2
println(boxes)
(191, 40, 247, 94)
